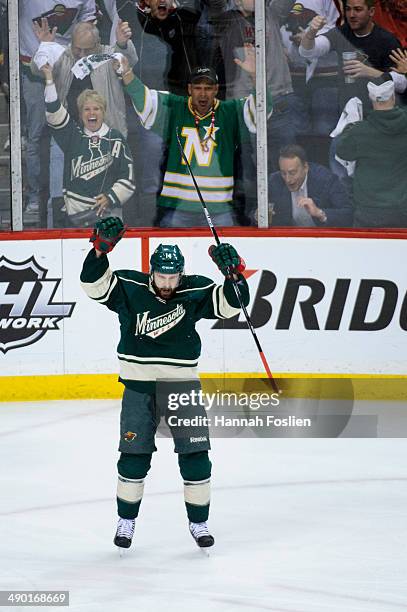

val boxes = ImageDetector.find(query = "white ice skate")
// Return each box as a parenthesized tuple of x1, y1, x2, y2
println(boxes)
(114, 518, 135, 554)
(189, 521, 214, 555)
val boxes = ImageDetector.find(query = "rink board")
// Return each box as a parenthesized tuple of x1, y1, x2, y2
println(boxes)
(0, 229, 406, 400)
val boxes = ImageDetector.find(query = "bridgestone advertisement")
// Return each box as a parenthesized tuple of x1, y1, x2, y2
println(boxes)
(1, 235, 406, 377)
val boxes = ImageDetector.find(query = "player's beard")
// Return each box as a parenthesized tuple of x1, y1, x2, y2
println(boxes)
(152, 282, 177, 300)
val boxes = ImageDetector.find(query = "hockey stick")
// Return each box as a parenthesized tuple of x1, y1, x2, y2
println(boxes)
(175, 128, 280, 394)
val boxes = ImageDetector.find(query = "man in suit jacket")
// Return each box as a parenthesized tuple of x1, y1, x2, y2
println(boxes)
(269, 144, 353, 226)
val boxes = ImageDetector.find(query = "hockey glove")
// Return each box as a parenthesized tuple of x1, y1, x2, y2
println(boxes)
(90, 216, 126, 254)
(209, 243, 246, 277)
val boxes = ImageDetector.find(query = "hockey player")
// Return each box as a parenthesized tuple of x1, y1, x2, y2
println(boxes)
(41, 62, 135, 226)
(117, 51, 272, 227)
(80, 217, 250, 550)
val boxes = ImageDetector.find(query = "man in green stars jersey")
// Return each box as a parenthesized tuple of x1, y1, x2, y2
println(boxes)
(80, 217, 250, 551)
(118, 48, 272, 227)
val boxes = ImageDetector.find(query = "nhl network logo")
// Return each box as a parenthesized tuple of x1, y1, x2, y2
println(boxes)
(0, 256, 75, 353)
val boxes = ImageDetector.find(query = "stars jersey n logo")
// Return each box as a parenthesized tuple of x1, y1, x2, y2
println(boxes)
(135, 304, 186, 338)
(181, 126, 219, 166)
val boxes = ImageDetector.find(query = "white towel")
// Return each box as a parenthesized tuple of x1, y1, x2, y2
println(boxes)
(33, 41, 65, 69)
(330, 97, 363, 176)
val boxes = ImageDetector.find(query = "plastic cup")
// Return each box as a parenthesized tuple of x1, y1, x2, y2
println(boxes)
(342, 51, 358, 84)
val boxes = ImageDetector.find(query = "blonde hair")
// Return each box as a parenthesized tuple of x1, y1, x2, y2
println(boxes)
(77, 89, 107, 118)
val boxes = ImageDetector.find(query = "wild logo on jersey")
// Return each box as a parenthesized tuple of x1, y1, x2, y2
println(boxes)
(135, 304, 186, 338)
(71, 138, 122, 181)
(34, 5, 79, 36)
(181, 126, 219, 166)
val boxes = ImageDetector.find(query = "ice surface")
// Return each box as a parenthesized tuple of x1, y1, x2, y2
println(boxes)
(1, 399, 407, 612)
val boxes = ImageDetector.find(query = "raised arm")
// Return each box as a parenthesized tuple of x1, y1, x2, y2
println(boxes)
(80, 217, 127, 313)
(233, 43, 256, 84)
(114, 18, 138, 66)
(41, 63, 76, 151)
(299, 15, 330, 56)
(196, 243, 250, 321)
(119, 55, 170, 132)
(233, 44, 273, 133)
(390, 48, 407, 75)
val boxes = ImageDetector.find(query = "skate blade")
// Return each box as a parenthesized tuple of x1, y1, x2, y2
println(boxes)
(117, 546, 128, 558)
(197, 545, 213, 557)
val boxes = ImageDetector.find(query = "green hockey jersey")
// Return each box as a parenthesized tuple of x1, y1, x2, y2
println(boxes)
(46, 98, 136, 215)
(80, 249, 250, 391)
(125, 76, 262, 213)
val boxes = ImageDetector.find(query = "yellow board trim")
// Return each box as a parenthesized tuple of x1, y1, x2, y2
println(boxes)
(0, 375, 123, 402)
(0, 373, 407, 402)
